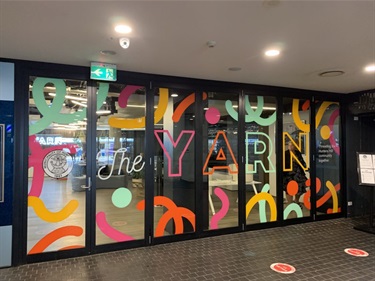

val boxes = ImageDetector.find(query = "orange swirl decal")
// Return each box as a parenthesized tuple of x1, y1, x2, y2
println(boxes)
(303, 178, 341, 213)
(28, 226, 83, 254)
(137, 196, 195, 237)
(172, 92, 207, 123)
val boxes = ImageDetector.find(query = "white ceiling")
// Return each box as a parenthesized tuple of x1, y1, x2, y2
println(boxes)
(0, 0, 374, 94)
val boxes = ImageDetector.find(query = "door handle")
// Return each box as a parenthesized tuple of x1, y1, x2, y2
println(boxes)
(81, 177, 92, 191)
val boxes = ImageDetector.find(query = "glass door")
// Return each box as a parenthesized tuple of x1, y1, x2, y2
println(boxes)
(95, 83, 145, 245)
(27, 77, 89, 254)
(27, 77, 148, 257)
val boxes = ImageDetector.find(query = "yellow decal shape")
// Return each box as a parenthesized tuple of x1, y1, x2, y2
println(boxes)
(108, 88, 169, 128)
(28, 196, 79, 223)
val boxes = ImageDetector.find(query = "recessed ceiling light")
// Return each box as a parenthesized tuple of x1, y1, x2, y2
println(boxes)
(365, 64, 375, 72)
(100, 50, 116, 56)
(265, 49, 280, 57)
(228, 67, 242, 71)
(319, 70, 345, 77)
(114, 25, 132, 34)
(171, 93, 178, 97)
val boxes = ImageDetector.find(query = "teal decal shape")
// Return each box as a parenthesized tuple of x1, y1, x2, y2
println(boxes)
(112, 187, 132, 208)
(30, 78, 108, 135)
(245, 132, 276, 174)
(283, 203, 303, 219)
(225, 96, 276, 126)
(258, 184, 271, 223)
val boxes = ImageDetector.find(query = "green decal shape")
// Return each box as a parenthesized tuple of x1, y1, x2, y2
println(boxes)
(225, 96, 276, 126)
(245, 132, 276, 173)
(245, 96, 276, 126)
(30, 78, 108, 135)
(112, 187, 132, 208)
(283, 203, 303, 219)
(258, 184, 271, 223)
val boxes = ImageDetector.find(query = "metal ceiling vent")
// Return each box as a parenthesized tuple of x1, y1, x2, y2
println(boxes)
(318, 70, 345, 77)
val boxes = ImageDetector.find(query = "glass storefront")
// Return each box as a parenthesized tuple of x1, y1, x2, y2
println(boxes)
(24, 73, 343, 260)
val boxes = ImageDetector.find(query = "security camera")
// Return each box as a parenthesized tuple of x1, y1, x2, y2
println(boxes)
(119, 37, 130, 49)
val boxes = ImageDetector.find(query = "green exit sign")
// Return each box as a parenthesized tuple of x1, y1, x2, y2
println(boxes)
(90, 62, 117, 81)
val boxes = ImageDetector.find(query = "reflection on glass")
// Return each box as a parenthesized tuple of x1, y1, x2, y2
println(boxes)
(27, 77, 87, 254)
(95, 84, 145, 245)
(282, 98, 310, 220)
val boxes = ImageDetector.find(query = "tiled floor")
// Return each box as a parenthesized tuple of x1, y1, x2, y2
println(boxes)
(1, 218, 374, 281)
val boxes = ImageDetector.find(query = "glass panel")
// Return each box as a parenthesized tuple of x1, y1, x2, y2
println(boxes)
(204, 91, 238, 230)
(244, 95, 277, 225)
(315, 101, 341, 215)
(282, 98, 310, 219)
(95, 83, 145, 245)
(153, 88, 196, 237)
(28, 77, 87, 254)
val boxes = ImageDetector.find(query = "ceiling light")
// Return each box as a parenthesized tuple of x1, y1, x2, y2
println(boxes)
(171, 93, 178, 97)
(71, 100, 87, 107)
(265, 49, 280, 57)
(115, 25, 132, 34)
(96, 110, 111, 115)
(365, 64, 375, 72)
(49, 93, 87, 101)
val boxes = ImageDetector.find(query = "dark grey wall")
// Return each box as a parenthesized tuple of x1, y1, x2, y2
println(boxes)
(345, 92, 375, 217)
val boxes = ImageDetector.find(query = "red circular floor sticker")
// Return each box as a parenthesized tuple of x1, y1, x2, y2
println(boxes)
(270, 263, 296, 274)
(344, 248, 369, 257)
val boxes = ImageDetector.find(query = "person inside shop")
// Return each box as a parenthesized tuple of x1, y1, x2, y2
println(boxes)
(283, 141, 308, 206)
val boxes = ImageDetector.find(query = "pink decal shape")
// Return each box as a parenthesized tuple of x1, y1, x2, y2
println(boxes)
(205, 107, 221, 125)
(328, 108, 340, 155)
(28, 135, 77, 197)
(210, 187, 230, 230)
(118, 85, 143, 108)
(154, 130, 195, 177)
(96, 212, 135, 242)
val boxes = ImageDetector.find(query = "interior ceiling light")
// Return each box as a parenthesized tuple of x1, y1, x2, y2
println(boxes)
(365, 64, 375, 72)
(115, 25, 132, 34)
(71, 100, 88, 107)
(319, 70, 345, 77)
(171, 93, 178, 97)
(96, 110, 111, 115)
(49, 93, 87, 101)
(265, 49, 280, 57)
